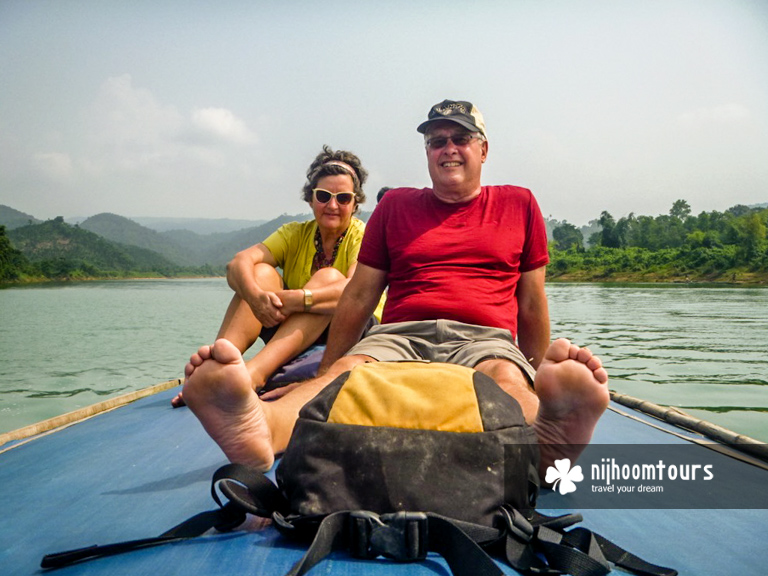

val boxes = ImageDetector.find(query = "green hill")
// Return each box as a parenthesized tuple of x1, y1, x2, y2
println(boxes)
(80, 213, 196, 266)
(133, 216, 267, 234)
(194, 214, 304, 265)
(8, 217, 179, 279)
(0, 205, 41, 230)
(0, 225, 33, 281)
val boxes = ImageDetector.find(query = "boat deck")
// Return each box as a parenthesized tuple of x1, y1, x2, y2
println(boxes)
(1, 385, 766, 575)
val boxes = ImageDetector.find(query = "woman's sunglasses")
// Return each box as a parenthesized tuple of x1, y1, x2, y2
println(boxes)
(313, 189, 355, 205)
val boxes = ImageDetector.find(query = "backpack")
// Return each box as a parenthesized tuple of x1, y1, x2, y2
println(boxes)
(42, 362, 677, 576)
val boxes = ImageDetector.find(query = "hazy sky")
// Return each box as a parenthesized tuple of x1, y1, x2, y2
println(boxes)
(1, 0, 766, 226)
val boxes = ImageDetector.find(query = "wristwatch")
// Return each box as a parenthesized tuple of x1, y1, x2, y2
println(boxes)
(303, 289, 313, 312)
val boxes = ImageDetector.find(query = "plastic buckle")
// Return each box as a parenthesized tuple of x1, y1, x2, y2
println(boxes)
(500, 507, 534, 543)
(349, 511, 428, 561)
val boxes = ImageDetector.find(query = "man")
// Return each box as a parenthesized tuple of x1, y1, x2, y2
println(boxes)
(182, 100, 609, 474)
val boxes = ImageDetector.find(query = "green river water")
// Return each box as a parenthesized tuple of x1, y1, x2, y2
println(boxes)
(1, 279, 767, 442)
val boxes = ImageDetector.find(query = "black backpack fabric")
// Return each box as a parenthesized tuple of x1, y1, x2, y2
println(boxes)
(42, 362, 677, 576)
(277, 361, 540, 526)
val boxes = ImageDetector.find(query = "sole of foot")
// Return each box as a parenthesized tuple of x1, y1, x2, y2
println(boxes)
(532, 338, 610, 475)
(182, 338, 275, 471)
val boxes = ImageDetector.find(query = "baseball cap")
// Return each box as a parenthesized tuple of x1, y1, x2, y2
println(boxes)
(416, 100, 487, 137)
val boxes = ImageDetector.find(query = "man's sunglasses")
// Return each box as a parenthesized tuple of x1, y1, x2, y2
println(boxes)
(426, 134, 483, 150)
(313, 188, 356, 205)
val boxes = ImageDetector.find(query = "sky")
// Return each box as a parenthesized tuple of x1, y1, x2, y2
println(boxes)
(1, 0, 766, 226)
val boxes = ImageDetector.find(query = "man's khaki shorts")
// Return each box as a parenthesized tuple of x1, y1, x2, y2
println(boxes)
(345, 319, 536, 385)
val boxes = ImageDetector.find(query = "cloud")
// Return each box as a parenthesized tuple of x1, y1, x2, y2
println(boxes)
(32, 152, 73, 180)
(8, 74, 267, 218)
(191, 107, 256, 145)
(678, 103, 751, 127)
(84, 74, 185, 172)
(82, 75, 258, 174)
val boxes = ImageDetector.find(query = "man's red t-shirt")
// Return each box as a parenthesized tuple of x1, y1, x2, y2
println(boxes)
(358, 186, 549, 337)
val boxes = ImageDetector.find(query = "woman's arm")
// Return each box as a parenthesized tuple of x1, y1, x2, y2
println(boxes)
(226, 243, 286, 327)
(273, 261, 360, 317)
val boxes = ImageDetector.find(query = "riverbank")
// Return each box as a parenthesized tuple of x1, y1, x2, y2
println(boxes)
(547, 244, 768, 285)
(0, 272, 226, 287)
(4, 269, 767, 287)
(548, 269, 768, 285)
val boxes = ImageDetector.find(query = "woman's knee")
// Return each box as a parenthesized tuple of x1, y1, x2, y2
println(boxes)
(306, 266, 345, 288)
(253, 262, 282, 287)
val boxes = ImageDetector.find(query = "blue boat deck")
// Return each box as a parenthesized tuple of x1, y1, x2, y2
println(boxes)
(1, 385, 766, 575)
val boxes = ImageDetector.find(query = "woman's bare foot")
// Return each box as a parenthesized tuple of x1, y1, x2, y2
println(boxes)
(533, 338, 609, 475)
(182, 338, 275, 471)
(171, 390, 186, 408)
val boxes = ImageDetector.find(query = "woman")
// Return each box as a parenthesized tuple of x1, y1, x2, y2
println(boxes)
(172, 145, 376, 407)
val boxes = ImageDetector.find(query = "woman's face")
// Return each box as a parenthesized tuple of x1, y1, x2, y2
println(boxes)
(310, 174, 357, 234)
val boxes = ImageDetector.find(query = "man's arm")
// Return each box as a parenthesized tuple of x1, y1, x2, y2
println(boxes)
(318, 263, 388, 374)
(516, 266, 550, 370)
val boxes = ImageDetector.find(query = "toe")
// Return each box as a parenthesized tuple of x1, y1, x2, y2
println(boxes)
(576, 347, 593, 364)
(586, 355, 602, 371)
(546, 338, 573, 362)
(594, 367, 609, 384)
(211, 338, 244, 364)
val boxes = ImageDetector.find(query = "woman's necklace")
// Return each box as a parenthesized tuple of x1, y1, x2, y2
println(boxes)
(312, 227, 347, 272)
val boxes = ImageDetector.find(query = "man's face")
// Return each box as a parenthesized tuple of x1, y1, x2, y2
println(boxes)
(424, 120, 488, 196)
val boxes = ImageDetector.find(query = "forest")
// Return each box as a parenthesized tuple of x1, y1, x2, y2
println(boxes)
(548, 201, 768, 282)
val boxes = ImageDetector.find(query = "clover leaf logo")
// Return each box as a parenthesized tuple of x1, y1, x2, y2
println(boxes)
(545, 458, 584, 495)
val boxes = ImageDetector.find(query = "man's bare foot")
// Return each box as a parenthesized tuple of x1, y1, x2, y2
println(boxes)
(174, 360, 268, 408)
(182, 338, 275, 471)
(533, 338, 609, 476)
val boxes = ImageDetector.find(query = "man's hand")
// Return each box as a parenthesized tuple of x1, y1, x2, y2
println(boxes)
(258, 381, 305, 401)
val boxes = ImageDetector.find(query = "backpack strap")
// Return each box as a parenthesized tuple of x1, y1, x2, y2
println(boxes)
(41, 503, 245, 569)
(280, 510, 506, 576)
(276, 507, 678, 576)
(41, 464, 284, 570)
(42, 465, 678, 576)
(501, 510, 678, 576)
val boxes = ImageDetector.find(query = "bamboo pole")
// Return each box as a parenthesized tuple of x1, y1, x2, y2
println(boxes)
(0, 378, 182, 449)
(610, 390, 768, 462)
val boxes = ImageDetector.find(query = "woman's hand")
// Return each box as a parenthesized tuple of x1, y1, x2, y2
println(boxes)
(274, 289, 307, 316)
(248, 290, 287, 328)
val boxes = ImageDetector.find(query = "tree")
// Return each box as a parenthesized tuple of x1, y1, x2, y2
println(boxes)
(597, 211, 621, 248)
(0, 225, 31, 281)
(735, 212, 767, 264)
(552, 222, 584, 251)
(670, 199, 691, 220)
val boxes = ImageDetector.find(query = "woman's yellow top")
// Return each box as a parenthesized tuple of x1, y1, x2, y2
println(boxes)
(262, 218, 384, 320)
